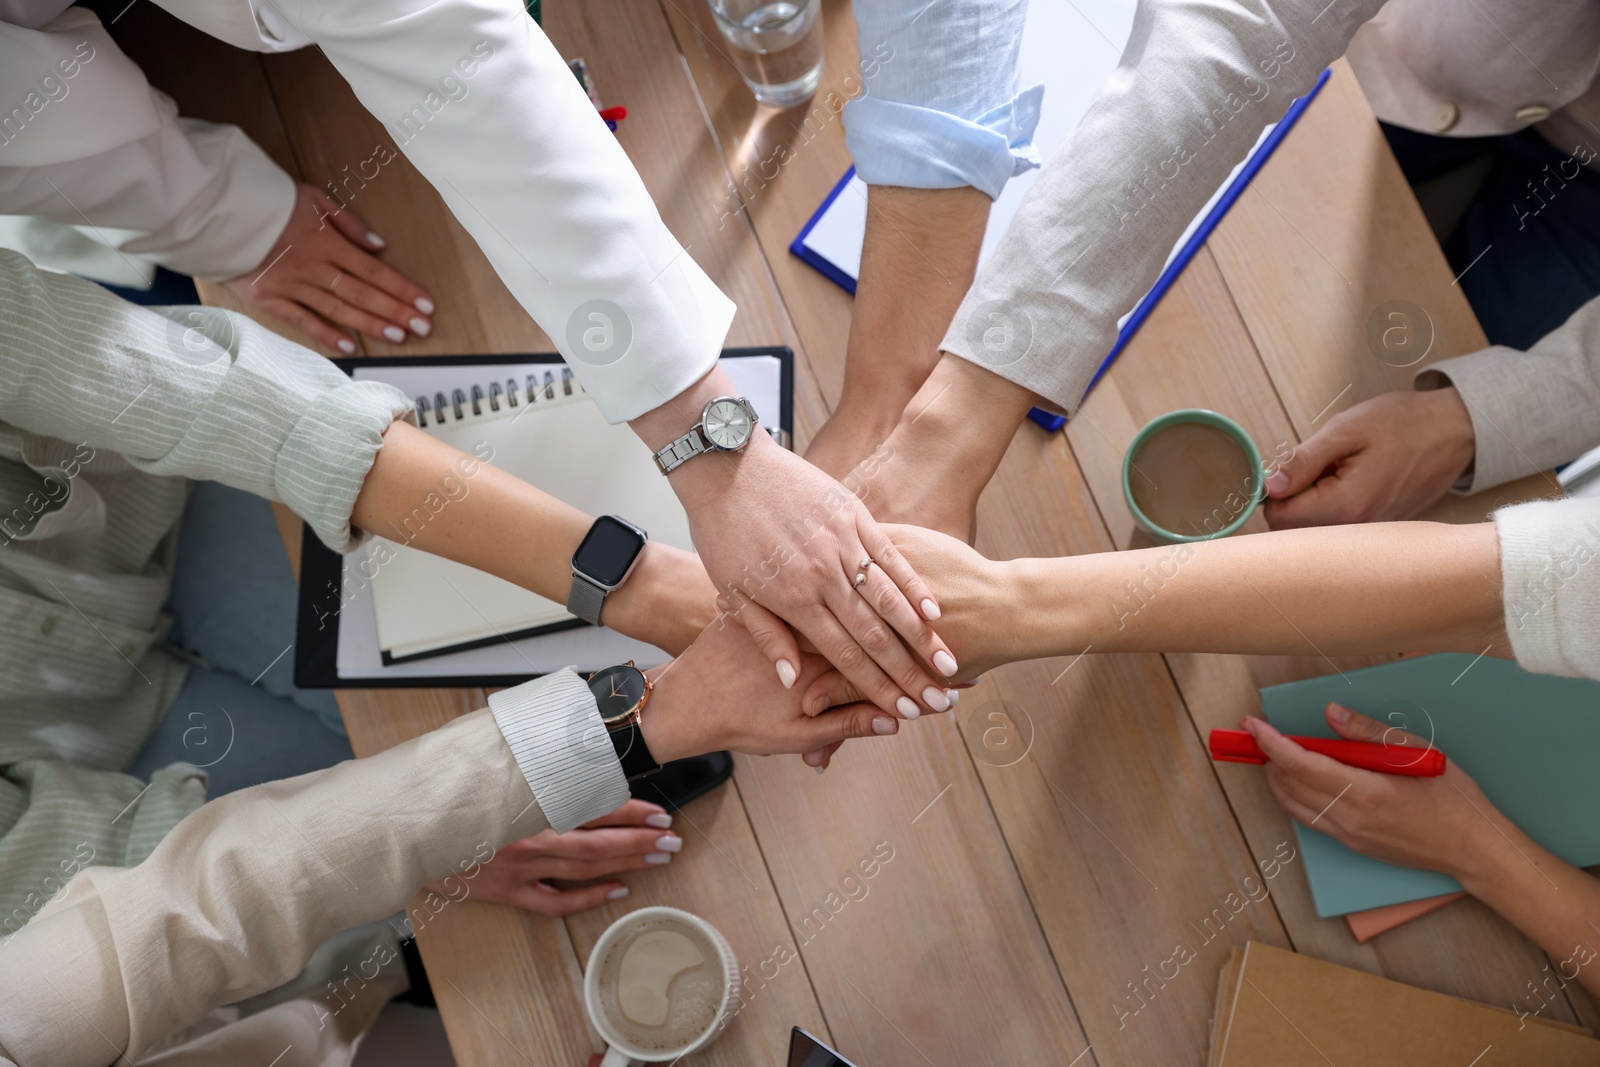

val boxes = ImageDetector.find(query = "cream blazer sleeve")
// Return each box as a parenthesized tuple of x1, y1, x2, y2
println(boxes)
(153, 0, 735, 424)
(1416, 294, 1600, 494)
(0, 9, 295, 281)
(0, 664, 627, 1067)
(938, 0, 1388, 414)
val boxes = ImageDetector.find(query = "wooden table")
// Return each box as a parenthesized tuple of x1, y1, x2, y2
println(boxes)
(121, 1, 1592, 1063)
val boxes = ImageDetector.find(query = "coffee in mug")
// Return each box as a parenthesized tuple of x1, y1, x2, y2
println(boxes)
(585, 906, 740, 1066)
(1123, 410, 1264, 542)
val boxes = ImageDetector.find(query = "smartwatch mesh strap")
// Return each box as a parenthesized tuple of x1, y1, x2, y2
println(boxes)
(654, 427, 709, 474)
(566, 573, 609, 625)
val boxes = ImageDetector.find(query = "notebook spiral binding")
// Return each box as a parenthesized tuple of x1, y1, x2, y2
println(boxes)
(415, 367, 578, 427)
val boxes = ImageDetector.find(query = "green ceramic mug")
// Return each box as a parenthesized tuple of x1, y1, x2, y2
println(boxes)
(1122, 408, 1265, 544)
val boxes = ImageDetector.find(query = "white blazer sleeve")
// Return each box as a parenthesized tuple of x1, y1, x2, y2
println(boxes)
(0, 10, 296, 280)
(254, 0, 735, 424)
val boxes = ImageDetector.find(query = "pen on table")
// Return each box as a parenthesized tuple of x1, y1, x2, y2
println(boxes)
(1209, 727, 1446, 777)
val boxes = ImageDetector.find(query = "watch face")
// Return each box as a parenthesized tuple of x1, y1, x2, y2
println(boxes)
(588, 664, 648, 723)
(574, 515, 647, 587)
(703, 398, 754, 450)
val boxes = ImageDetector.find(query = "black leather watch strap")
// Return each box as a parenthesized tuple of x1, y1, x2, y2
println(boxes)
(608, 720, 660, 781)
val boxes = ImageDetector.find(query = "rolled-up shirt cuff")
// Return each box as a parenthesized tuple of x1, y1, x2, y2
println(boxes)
(488, 668, 630, 833)
(844, 83, 1044, 198)
(276, 377, 416, 553)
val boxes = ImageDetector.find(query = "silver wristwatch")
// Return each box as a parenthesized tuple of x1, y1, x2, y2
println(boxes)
(653, 395, 759, 474)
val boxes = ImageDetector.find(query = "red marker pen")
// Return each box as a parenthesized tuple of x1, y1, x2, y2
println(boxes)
(1209, 728, 1445, 777)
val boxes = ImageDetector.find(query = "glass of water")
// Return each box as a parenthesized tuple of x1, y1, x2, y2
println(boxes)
(707, 0, 824, 109)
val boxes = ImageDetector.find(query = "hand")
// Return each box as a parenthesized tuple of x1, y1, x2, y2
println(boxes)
(796, 524, 1001, 743)
(675, 427, 957, 720)
(638, 615, 908, 766)
(225, 183, 435, 354)
(425, 800, 678, 917)
(1245, 703, 1499, 878)
(1264, 388, 1476, 528)
(824, 353, 1040, 544)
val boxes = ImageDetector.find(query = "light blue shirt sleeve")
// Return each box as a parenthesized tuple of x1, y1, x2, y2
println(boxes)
(844, 0, 1041, 198)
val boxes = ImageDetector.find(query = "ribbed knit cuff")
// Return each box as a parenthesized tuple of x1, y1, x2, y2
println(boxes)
(1495, 499, 1600, 679)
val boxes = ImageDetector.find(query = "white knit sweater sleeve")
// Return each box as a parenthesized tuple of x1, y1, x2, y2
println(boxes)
(1496, 497, 1600, 680)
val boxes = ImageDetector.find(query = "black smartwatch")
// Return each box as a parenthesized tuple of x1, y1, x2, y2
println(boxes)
(586, 662, 661, 781)
(567, 515, 647, 626)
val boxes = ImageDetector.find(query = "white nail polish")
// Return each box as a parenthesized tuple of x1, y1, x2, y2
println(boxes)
(921, 686, 950, 712)
(921, 598, 941, 620)
(645, 852, 672, 865)
(414, 297, 435, 315)
(776, 658, 797, 689)
(409, 316, 431, 337)
(895, 696, 920, 720)
(815, 764, 827, 775)
(872, 716, 897, 735)
(655, 835, 682, 853)
(383, 325, 405, 343)
(933, 650, 959, 677)
(945, 688, 960, 707)
(645, 812, 673, 829)
(336, 338, 356, 354)
(367, 230, 386, 248)
(607, 886, 630, 901)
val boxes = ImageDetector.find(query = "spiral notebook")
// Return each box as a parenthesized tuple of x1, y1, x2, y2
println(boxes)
(368, 365, 697, 663)
(293, 349, 793, 688)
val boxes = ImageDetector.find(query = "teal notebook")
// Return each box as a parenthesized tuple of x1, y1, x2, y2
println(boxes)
(1259, 654, 1600, 918)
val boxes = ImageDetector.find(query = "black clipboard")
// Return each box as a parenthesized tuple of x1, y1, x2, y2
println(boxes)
(294, 346, 794, 689)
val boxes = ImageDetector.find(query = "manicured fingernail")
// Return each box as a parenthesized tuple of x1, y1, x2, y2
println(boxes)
(895, 696, 920, 720)
(655, 834, 682, 853)
(383, 325, 406, 343)
(922, 686, 949, 712)
(336, 338, 356, 354)
(409, 316, 431, 337)
(645, 812, 673, 829)
(646, 852, 672, 865)
(815, 764, 827, 775)
(367, 230, 386, 248)
(921, 598, 941, 620)
(776, 658, 797, 689)
(414, 296, 435, 315)
(872, 716, 897, 735)
(1265, 469, 1290, 495)
(1327, 704, 1351, 724)
(607, 886, 630, 901)
(945, 688, 960, 707)
(933, 650, 958, 677)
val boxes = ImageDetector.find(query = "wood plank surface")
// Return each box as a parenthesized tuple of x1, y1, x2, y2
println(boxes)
(1105, 61, 1580, 1021)
(144, 3, 1593, 1063)
(168, 2, 839, 1062)
(659, 2, 1328, 1064)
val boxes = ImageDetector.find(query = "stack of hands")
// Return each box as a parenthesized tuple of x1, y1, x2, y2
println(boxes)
(511, 369, 1494, 911)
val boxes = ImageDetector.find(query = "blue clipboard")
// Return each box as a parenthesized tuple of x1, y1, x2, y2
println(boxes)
(791, 68, 1333, 433)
